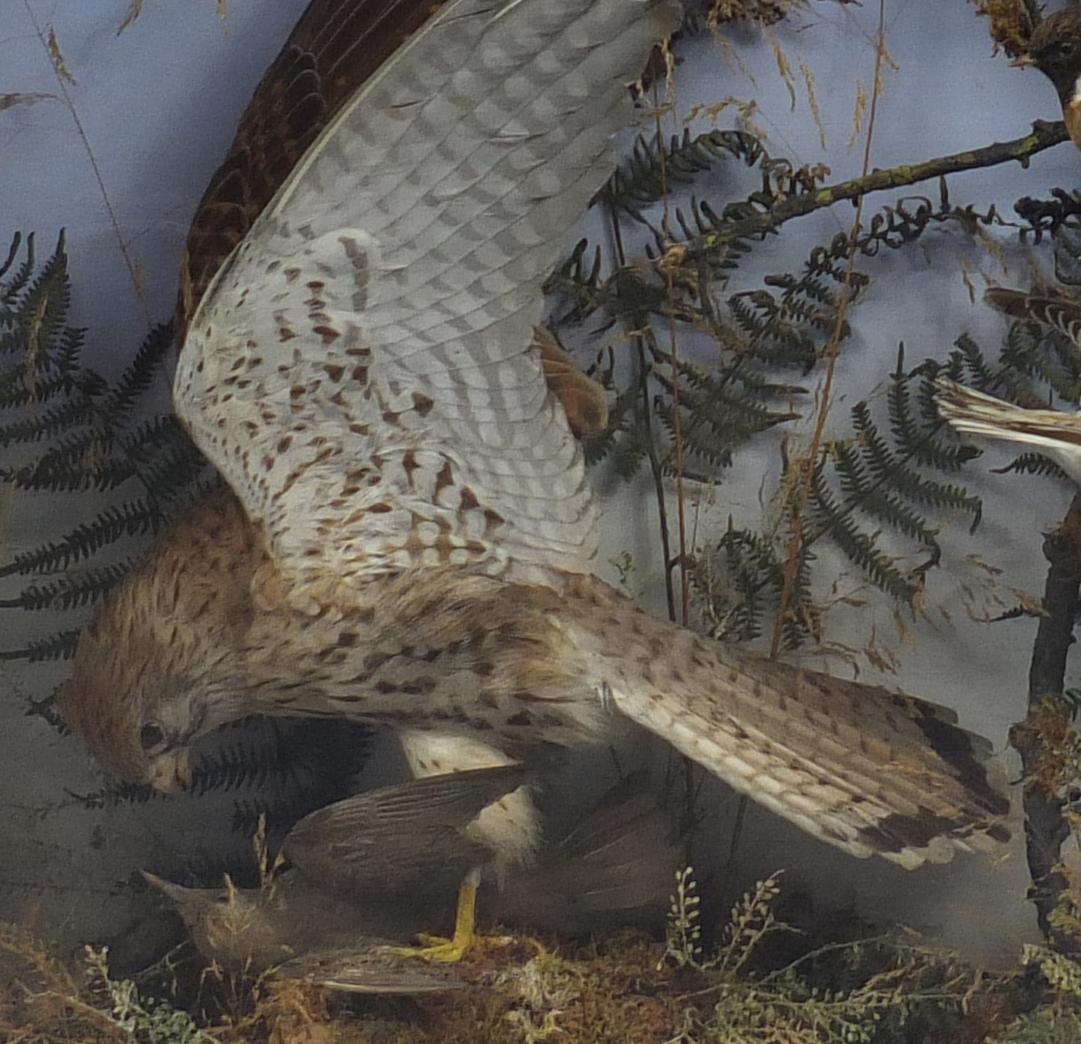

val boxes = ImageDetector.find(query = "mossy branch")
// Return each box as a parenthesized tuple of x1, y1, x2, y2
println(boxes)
(687, 119, 1070, 256)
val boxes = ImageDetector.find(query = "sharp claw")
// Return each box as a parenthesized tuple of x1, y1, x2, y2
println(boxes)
(388, 933, 513, 965)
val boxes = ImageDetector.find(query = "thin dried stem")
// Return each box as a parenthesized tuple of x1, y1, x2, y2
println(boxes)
(21, 3, 152, 331)
(769, 0, 887, 659)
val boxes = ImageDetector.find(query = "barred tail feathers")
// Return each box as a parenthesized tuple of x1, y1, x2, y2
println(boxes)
(559, 584, 1011, 870)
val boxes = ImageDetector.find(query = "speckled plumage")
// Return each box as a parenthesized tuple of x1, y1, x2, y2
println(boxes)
(175, 0, 443, 342)
(175, 0, 610, 441)
(62, 0, 1011, 874)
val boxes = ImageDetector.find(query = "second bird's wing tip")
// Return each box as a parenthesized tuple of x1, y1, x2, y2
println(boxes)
(276, 947, 468, 994)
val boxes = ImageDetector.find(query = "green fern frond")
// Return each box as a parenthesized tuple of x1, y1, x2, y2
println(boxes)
(810, 469, 924, 604)
(25, 686, 67, 731)
(855, 397, 983, 528)
(691, 519, 817, 648)
(128, 437, 208, 505)
(890, 367, 981, 471)
(996, 453, 1069, 481)
(0, 629, 80, 662)
(998, 316, 1081, 403)
(0, 393, 102, 447)
(831, 441, 941, 551)
(0, 231, 35, 299)
(605, 130, 746, 217)
(1, 444, 136, 492)
(949, 332, 1001, 391)
(105, 321, 175, 421)
(0, 563, 133, 612)
(0, 365, 86, 409)
(0, 500, 166, 578)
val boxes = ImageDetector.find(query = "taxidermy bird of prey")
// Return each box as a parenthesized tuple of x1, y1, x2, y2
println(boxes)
(61, 0, 1011, 946)
(936, 287, 1081, 484)
(143, 768, 679, 982)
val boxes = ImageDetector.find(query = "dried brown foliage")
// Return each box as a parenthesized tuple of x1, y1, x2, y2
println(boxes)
(970, 0, 1041, 57)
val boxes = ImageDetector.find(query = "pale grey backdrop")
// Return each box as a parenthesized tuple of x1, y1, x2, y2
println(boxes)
(2, 1, 1078, 966)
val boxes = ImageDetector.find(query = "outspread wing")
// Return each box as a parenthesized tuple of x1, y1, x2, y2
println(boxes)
(935, 376, 1081, 486)
(175, 0, 680, 607)
(177, 0, 443, 339)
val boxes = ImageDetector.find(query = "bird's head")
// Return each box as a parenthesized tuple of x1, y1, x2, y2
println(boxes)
(57, 593, 202, 792)
(142, 870, 288, 971)
(58, 490, 263, 791)
(1021, 12, 1081, 104)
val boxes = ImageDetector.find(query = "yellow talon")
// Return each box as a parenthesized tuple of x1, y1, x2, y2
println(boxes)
(390, 872, 512, 964)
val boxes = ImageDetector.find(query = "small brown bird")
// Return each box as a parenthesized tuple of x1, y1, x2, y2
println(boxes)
(1015, 11, 1081, 149)
(144, 769, 680, 982)
(935, 286, 1081, 483)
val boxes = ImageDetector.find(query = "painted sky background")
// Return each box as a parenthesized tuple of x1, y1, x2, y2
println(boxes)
(2, 0, 1080, 965)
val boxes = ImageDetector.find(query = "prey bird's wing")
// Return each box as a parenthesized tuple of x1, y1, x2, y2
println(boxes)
(544, 772, 681, 912)
(175, 0, 680, 610)
(935, 377, 1081, 490)
(936, 377, 1081, 451)
(275, 946, 467, 993)
(493, 772, 680, 931)
(282, 765, 526, 895)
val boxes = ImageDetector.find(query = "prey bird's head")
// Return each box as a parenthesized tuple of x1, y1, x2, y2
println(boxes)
(58, 490, 263, 791)
(1020, 12, 1081, 108)
(142, 870, 290, 972)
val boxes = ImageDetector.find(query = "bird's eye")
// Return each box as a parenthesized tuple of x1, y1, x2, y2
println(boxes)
(139, 722, 166, 751)
(1051, 39, 1078, 61)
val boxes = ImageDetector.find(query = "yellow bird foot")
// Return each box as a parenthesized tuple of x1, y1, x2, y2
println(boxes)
(390, 870, 515, 964)
(393, 929, 514, 964)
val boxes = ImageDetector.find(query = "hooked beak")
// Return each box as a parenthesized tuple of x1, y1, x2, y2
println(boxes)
(147, 749, 193, 793)
(1009, 53, 1036, 69)
(140, 869, 193, 904)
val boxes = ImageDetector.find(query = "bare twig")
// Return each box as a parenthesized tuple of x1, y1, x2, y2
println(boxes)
(652, 66, 691, 628)
(606, 201, 678, 623)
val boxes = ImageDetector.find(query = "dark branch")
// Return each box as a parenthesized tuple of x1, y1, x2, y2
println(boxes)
(1013, 491, 1081, 947)
(687, 120, 1070, 256)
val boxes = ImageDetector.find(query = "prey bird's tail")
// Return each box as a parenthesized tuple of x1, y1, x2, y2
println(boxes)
(496, 772, 682, 932)
(934, 286, 1081, 479)
(934, 376, 1081, 480)
(557, 579, 1011, 869)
